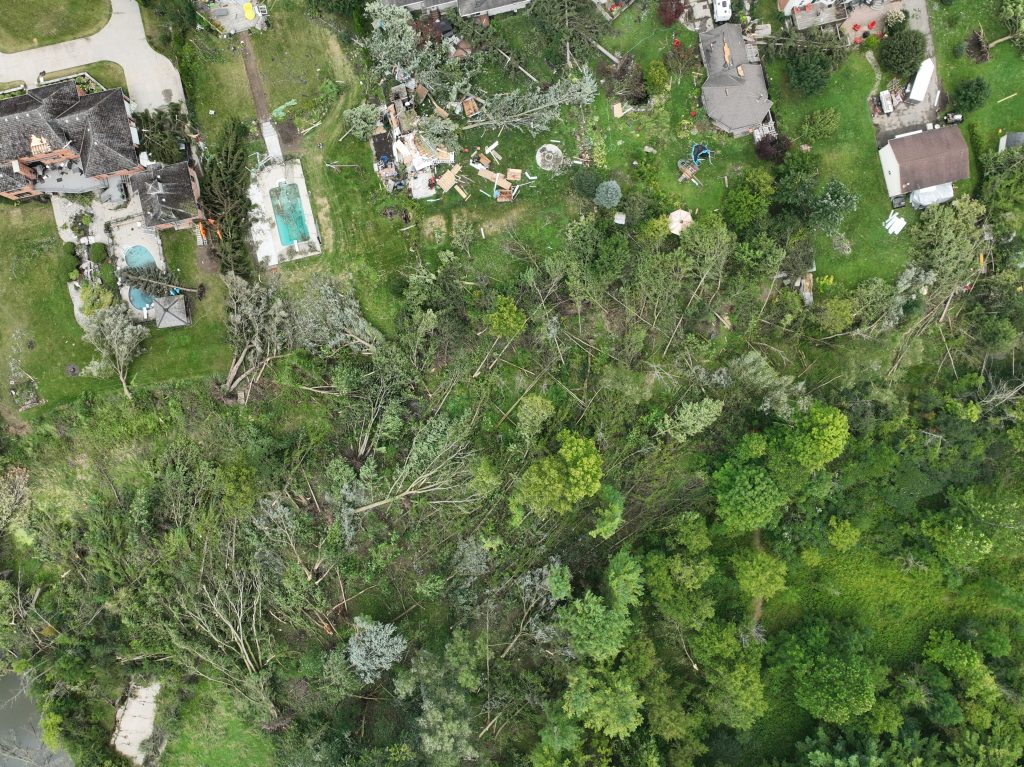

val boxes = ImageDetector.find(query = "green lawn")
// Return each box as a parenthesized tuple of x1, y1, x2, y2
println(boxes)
(187, 35, 257, 137)
(766, 53, 917, 285)
(0, 203, 106, 417)
(929, 0, 1024, 175)
(0, 204, 229, 421)
(162, 683, 276, 767)
(42, 61, 127, 91)
(251, 0, 344, 131)
(0, 0, 111, 53)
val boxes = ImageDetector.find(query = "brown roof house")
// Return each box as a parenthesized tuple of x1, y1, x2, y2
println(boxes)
(698, 24, 772, 137)
(0, 81, 142, 201)
(878, 127, 970, 208)
(129, 161, 203, 231)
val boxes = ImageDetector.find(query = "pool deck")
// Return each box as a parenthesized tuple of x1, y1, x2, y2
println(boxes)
(52, 193, 166, 319)
(249, 159, 322, 267)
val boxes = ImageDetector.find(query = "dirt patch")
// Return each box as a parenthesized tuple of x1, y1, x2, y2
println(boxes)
(278, 119, 301, 153)
(420, 214, 448, 241)
(239, 31, 271, 122)
(314, 195, 334, 251)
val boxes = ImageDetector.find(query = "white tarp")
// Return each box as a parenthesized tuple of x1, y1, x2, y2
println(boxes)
(910, 182, 954, 208)
(907, 58, 935, 104)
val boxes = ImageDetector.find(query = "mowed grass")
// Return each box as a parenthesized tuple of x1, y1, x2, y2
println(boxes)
(0, 203, 108, 416)
(162, 683, 276, 767)
(187, 35, 257, 137)
(766, 53, 916, 285)
(0, 0, 111, 53)
(42, 61, 127, 91)
(250, 0, 342, 129)
(929, 0, 1024, 170)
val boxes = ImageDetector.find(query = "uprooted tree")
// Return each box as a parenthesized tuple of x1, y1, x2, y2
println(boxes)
(471, 69, 598, 134)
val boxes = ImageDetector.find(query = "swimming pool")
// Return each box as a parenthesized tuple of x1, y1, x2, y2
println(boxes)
(269, 182, 311, 247)
(124, 245, 156, 310)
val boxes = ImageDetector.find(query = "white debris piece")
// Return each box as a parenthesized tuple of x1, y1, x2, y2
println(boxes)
(111, 682, 161, 766)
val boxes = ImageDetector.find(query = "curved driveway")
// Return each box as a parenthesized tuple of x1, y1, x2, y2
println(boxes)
(0, 0, 184, 110)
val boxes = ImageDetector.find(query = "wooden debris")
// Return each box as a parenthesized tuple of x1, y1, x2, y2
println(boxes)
(497, 189, 514, 202)
(463, 97, 480, 117)
(454, 185, 469, 200)
(494, 174, 512, 190)
(506, 168, 522, 181)
(478, 168, 498, 182)
(612, 103, 624, 118)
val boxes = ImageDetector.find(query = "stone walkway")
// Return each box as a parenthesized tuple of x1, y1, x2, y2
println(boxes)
(0, 0, 184, 110)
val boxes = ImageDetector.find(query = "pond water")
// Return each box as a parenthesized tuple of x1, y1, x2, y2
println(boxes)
(0, 674, 71, 767)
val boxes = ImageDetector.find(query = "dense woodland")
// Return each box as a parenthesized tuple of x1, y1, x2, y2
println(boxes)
(3, 0, 1024, 766)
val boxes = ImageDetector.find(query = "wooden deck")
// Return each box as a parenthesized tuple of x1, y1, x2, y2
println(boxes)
(793, 1, 848, 30)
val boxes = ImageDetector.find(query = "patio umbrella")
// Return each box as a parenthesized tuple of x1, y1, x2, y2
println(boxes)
(668, 209, 694, 235)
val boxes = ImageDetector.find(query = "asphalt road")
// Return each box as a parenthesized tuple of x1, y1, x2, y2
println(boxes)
(0, 0, 184, 110)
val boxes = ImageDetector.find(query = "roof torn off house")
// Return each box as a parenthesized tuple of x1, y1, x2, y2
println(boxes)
(368, 78, 533, 204)
(370, 78, 463, 200)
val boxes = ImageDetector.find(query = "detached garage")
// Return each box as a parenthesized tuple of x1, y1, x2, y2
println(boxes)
(878, 126, 970, 208)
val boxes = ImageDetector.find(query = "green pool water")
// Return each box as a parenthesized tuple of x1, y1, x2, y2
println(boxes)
(269, 182, 310, 247)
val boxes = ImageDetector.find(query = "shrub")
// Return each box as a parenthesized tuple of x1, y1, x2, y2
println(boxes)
(594, 180, 622, 209)
(885, 8, 907, 31)
(572, 166, 601, 199)
(787, 49, 833, 95)
(879, 28, 927, 78)
(953, 76, 990, 111)
(799, 108, 840, 142)
(645, 60, 670, 94)
(99, 262, 117, 287)
(657, 0, 685, 26)
(755, 133, 793, 164)
(59, 242, 80, 277)
(88, 243, 108, 264)
(79, 283, 115, 316)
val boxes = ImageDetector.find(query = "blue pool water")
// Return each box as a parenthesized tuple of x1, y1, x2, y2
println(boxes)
(124, 245, 156, 310)
(270, 182, 311, 247)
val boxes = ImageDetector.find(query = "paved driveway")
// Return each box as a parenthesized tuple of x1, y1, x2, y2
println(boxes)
(0, 0, 184, 110)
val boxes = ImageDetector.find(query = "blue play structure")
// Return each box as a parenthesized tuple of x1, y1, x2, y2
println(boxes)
(691, 143, 712, 165)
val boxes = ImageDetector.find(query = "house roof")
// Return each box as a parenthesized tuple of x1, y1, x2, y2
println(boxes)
(129, 161, 201, 228)
(883, 127, 970, 195)
(0, 162, 32, 193)
(457, 0, 525, 15)
(698, 24, 773, 134)
(0, 83, 139, 176)
(1002, 132, 1024, 150)
(152, 295, 189, 328)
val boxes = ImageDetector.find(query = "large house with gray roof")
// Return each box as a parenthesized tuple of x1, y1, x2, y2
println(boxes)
(381, 0, 531, 19)
(698, 24, 773, 137)
(0, 81, 142, 201)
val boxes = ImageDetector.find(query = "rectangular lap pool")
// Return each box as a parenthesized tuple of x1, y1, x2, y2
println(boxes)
(269, 182, 311, 247)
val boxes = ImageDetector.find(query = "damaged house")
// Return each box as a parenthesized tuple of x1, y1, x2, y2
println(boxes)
(698, 24, 773, 137)
(0, 81, 143, 201)
(371, 80, 457, 200)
